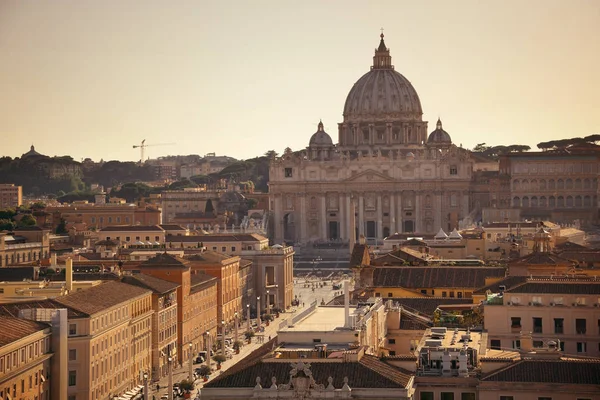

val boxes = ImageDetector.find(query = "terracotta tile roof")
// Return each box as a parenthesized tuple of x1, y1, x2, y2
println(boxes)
(53, 281, 151, 316)
(0, 316, 50, 347)
(190, 272, 217, 294)
(350, 244, 370, 267)
(554, 241, 589, 251)
(94, 239, 119, 246)
(185, 251, 235, 263)
(473, 275, 528, 294)
(99, 225, 164, 232)
(505, 281, 600, 295)
(158, 224, 186, 230)
(392, 298, 474, 317)
(510, 252, 574, 266)
(399, 312, 431, 330)
(48, 272, 120, 282)
(165, 233, 267, 243)
(0, 299, 86, 318)
(121, 274, 180, 294)
(139, 253, 189, 270)
(481, 359, 600, 384)
(205, 353, 412, 389)
(559, 251, 600, 263)
(373, 267, 506, 289)
(382, 354, 418, 361)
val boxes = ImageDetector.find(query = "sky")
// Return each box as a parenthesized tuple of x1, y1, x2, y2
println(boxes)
(0, 0, 599, 162)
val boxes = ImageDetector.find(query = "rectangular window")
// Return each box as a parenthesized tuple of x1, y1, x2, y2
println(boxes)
(442, 291, 447, 297)
(461, 394, 475, 400)
(420, 393, 434, 400)
(450, 166, 458, 175)
(375, 292, 380, 297)
(284, 168, 293, 178)
(538, 398, 552, 400)
(577, 342, 586, 353)
(69, 349, 76, 361)
(554, 318, 564, 334)
(533, 340, 544, 348)
(441, 393, 455, 400)
(576, 318, 587, 334)
(69, 324, 77, 335)
(68, 371, 76, 386)
(388, 338, 396, 344)
(533, 317, 543, 333)
(388, 292, 393, 297)
(511, 317, 521, 328)
(231, 246, 236, 252)
(490, 339, 501, 350)
(500, 397, 514, 400)
(221, 246, 226, 252)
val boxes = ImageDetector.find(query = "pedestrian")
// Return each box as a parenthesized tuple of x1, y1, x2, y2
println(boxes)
(269, 335, 271, 341)
(156, 383, 160, 391)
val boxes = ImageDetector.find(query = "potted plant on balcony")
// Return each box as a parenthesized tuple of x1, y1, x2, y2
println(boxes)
(197, 365, 211, 381)
(233, 340, 243, 354)
(263, 314, 273, 326)
(213, 354, 226, 370)
(244, 330, 255, 344)
(179, 379, 194, 399)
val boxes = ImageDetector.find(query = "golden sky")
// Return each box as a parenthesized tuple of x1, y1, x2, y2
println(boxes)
(1, 0, 598, 162)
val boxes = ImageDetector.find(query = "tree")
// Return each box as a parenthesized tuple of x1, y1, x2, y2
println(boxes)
(56, 218, 68, 234)
(0, 219, 16, 231)
(18, 214, 36, 227)
(179, 379, 195, 392)
(264, 150, 278, 159)
(472, 143, 491, 152)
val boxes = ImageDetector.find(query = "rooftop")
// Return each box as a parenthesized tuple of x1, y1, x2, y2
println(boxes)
(165, 233, 267, 243)
(481, 358, 600, 385)
(373, 267, 506, 288)
(0, 316, 50, 347)
(99, 225, 164, 232)
(121, 274, 180, 294)
(504, 280, 600, 295)
(281, 306, 355, 332)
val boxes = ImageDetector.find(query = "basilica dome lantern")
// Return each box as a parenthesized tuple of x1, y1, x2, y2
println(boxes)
(427, 118, 452, 148)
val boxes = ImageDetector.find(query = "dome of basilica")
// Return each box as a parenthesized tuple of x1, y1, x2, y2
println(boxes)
(343, 34, 423, 121)
(427, 118, 452, 144)
(309, 120, 333, 146)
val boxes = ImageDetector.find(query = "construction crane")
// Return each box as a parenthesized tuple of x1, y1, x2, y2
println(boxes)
(132, 140, 175, 163)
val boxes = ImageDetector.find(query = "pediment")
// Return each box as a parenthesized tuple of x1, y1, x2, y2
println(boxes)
(344, 169, 394, 182)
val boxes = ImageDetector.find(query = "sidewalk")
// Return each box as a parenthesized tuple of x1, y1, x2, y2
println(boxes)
(151, 312, 285, 399)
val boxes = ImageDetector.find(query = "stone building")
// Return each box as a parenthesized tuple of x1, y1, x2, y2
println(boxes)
(269, 34, 475, 245)
(0, 184, 22, 209)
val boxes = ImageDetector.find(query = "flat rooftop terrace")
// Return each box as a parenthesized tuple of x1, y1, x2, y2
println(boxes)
(283, 306, 356, 332)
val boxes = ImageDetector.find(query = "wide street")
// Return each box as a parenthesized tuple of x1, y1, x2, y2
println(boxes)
(150, 277, 340, 399)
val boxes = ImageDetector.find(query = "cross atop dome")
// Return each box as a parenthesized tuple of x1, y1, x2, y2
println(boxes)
(318, 119, 324, 131)
(436, 118, 443, 130)
(372, 31, 393, 70)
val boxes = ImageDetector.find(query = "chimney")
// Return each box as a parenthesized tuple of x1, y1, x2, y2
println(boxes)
(344, 280, 350, 328)
(520, 331, 533, 352)
(66, 258, 73, 292)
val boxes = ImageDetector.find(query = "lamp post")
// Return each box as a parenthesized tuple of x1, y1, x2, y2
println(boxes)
(167, 356, 173, 400)
(221, 320, 226, 355)
(266, 289, 271, 316)
(234, 312, 239, 348)
(246, 304, 250, 332)
(256, 296, 261, 331)
(143, 372, 149, 400)
(205, 331, 211, 370)
(188, 342, 194, 382)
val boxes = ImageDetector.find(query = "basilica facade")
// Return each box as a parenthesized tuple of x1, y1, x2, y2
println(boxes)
(269, 34, 475, 245)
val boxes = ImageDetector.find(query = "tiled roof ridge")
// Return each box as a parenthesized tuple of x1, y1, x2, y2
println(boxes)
(481, 359, 526, 380)
(359, 354, 412, 387)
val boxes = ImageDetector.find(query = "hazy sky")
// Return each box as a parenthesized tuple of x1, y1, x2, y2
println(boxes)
(1, 0, 599, 162)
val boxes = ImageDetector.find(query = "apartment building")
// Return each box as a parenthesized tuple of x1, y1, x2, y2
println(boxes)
(0, 184, 22, 209)
(0, 316, 52, 400)
(0, 230, 50, 267)
(99, 225, 166, 245)
(120, 274, 179, 381)
(484, 278, 600, 357)
(138, 254, 217, 366)
(0, 281, 153, 400)
(44, 204, 161, 231)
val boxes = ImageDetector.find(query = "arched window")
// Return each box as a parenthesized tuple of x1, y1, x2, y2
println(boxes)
(557, 179, 564, 189)
(522, 179, 529, 190)
(513, 197, 521, 207)
(539, 196, 547, 207)
(584, 195, 592, 207)
(513, 179, 520, 190)
(584, 178, 591, 189)
(539, 179, 546, 190)
(575, 179, 582, 189)
(531, 196, 538, 207)
(522, 196, 530, 208)
(575, 195, 582, 207)
(557, 196, 564, 207)
(566, 196, 573, 207)
(548, 179, 555, 190)
(531, 180, 538, 190)
(566, 179, 573, 189)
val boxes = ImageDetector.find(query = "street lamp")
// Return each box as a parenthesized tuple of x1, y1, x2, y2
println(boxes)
(143, 372, 149, 400)
(188, 342, 194, 382)
(234, 312, 239, 350)
(221, 320, 226, 355)
(246, 304, 251, 332)
(167, 356, 173, 400)
(266, 290, 270, 316)
(204, 331, 211, 369)
(256, 296, 261, 331)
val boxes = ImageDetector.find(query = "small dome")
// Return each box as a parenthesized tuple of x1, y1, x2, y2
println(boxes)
(427, 118, 452, 144)
(309, 120, 333, 146)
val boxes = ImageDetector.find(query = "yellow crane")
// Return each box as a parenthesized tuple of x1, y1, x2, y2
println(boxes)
(133, 139, 175, 163)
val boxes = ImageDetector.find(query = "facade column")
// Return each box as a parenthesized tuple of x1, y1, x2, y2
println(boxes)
(376, 195, 383, 239)
(358, 194, 365, 236)
(396, 191, 403, 233)
(273, 194, 283, 244)
(389, 193, 396, 234)
(462, 192, 470, 225)
(415, 192, 421, 233)
(434, 192, 443, 231)
(321, 195, 327, 240)
(339, 193, 345, 240)
(300, 193, 307, 243)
